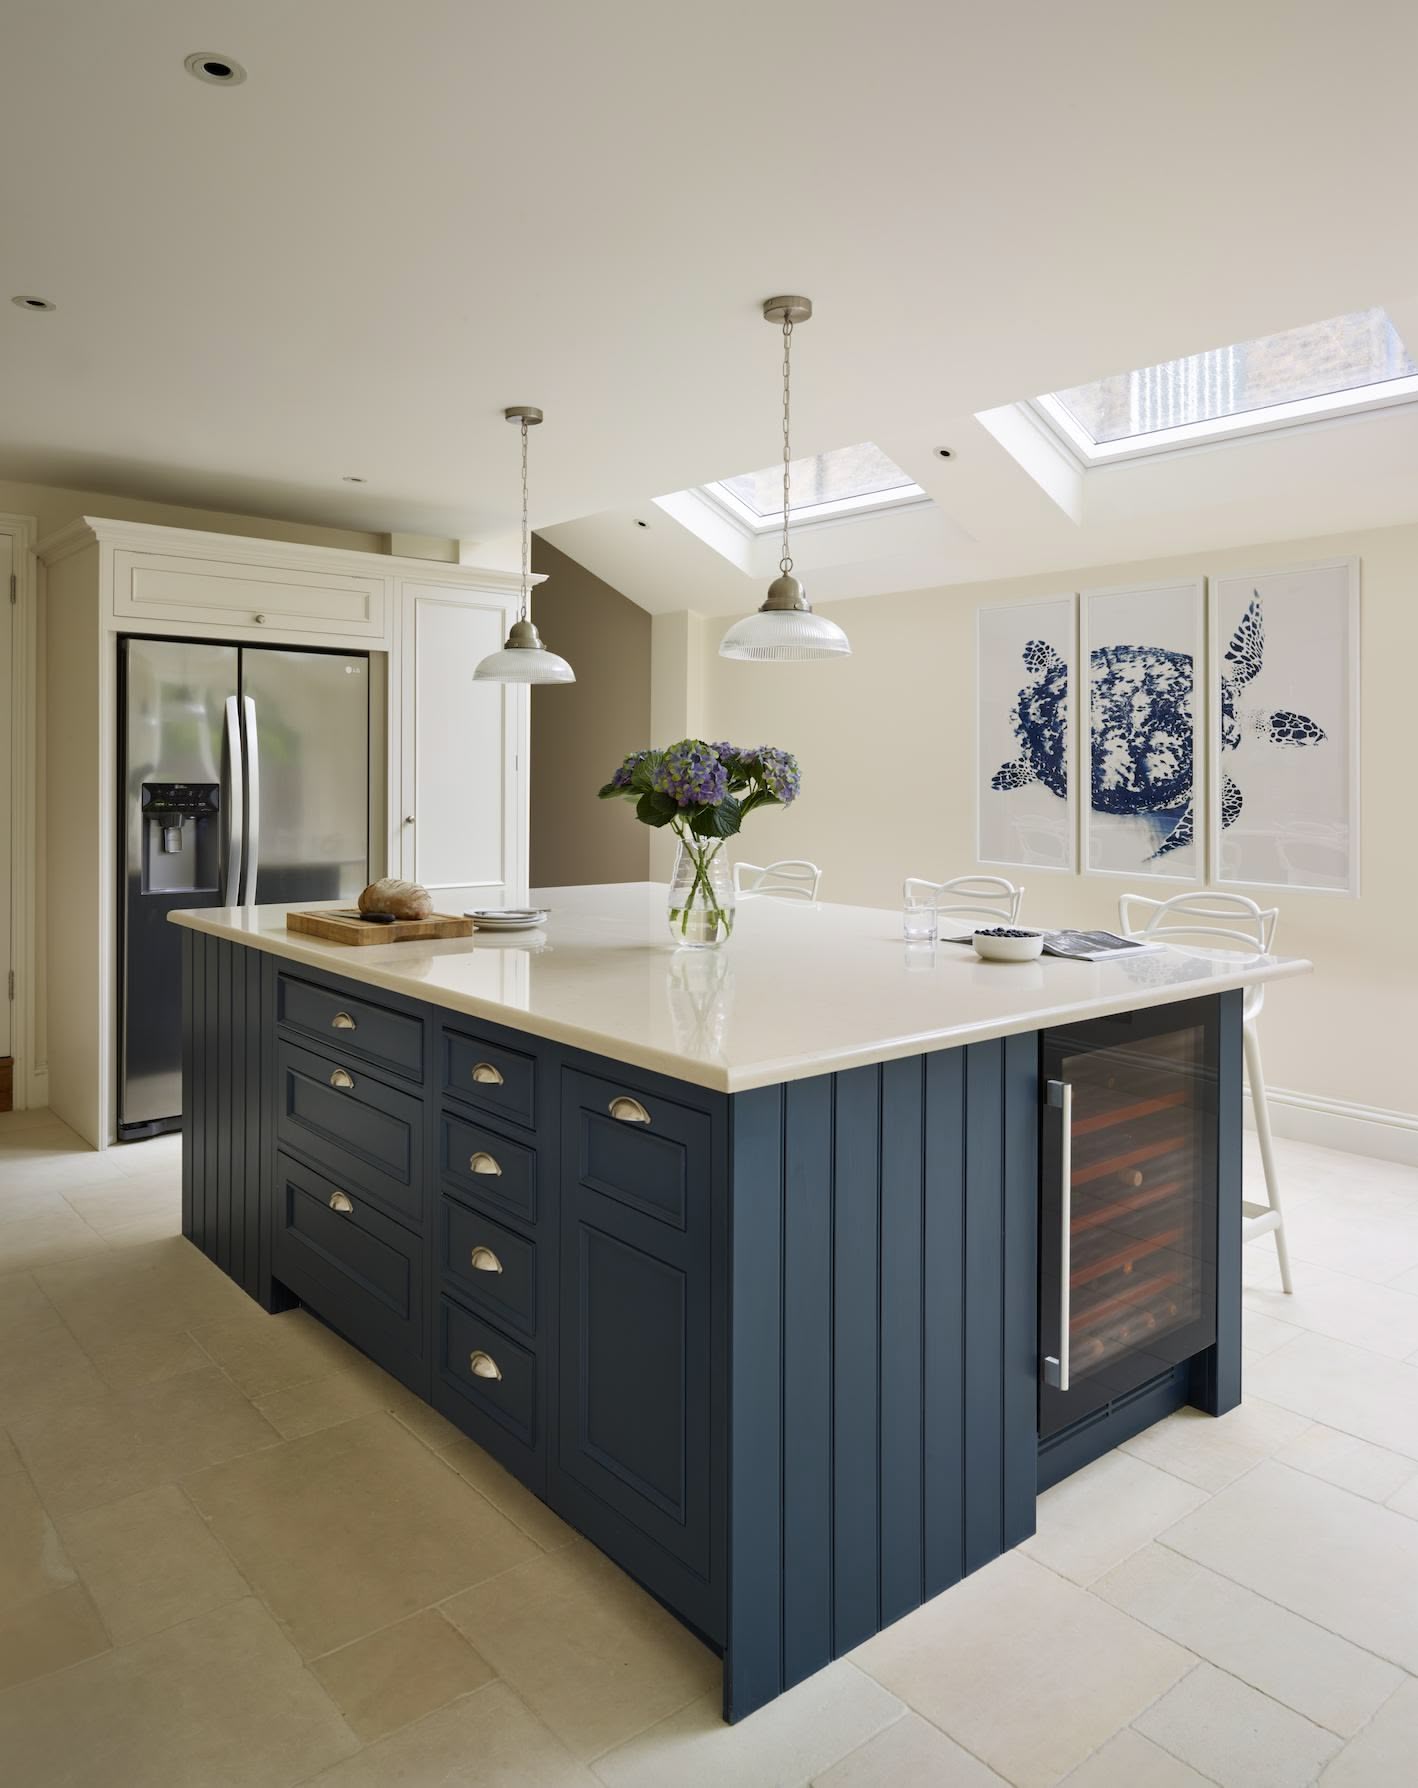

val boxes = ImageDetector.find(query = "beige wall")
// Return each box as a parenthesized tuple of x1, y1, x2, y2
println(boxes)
(696, 522, 1418, 1124)
(529, 538, 651, 887)
(0, 477, 381, 553)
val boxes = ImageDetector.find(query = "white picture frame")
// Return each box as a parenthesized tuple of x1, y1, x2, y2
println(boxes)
(976, 595, 1077, 874)
(1080, 578, 1205, 882)
(1208, 558, 1360, 896)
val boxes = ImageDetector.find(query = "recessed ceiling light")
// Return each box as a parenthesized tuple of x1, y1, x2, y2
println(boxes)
(935, 446, 953, 459)
(11, 295, 55, 312)
(341, 475, 367, 484)
(184, 51, 247, 86)
(633, 518, 650, 529)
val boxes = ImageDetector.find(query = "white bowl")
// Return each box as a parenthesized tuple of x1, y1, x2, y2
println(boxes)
(972, 928, 1044, 962)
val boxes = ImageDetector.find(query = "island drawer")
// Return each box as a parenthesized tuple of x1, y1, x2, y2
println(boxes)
(438, 1296, 537, 1449)
(271, 1152, 425, 1388)
(275, 972, 424, 1081)
(561, 1068, 711, 1232)
(275, 1039, 425, 1232)
(440, 1196, 537, 1336)
(440, 1109, 537, 1225)
(442, 1025, 537, 1130)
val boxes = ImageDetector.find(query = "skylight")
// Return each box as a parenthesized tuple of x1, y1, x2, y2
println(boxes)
(1034, 308, 1418, 462)
(708, 441, 924, 530)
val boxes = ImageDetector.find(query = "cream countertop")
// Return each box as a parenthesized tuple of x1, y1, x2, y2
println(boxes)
(169, 883, 1311, 1095)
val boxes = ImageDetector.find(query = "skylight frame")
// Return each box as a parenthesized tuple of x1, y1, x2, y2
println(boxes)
(1032, 369, 1418, 466)
(700, 474, 929, 535)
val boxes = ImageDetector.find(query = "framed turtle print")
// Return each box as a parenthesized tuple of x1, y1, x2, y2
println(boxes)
(976, 595, 1076, 872)
(1209, 559, 1359, 895)
(1081, 578, 1204, 880)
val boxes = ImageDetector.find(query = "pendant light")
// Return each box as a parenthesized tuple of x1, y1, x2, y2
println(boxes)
(718, 297, 851, 662)
(473, 406, 575, 684)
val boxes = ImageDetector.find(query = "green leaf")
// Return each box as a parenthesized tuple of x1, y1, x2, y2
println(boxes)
(689, 793, 742, 839)
(636, 790, 677, 828)
(598, 782, 626, 800)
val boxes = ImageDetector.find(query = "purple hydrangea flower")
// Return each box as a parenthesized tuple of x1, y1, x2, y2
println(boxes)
(652, 739, 728, 808)
(743, 745, 800, 804)
(610, 749, 653, 790)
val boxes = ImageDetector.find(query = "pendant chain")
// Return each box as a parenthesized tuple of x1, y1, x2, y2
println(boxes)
(519, 418, 531, 622)
(780, 317, 794, 575)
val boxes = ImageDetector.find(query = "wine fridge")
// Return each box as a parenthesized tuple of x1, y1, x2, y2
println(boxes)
(1039, 996, 1219, 1440)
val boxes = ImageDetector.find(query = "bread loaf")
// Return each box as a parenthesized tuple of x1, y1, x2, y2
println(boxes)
(358, 877, 433, 920)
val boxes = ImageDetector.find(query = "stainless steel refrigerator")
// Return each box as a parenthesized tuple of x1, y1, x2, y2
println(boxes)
(119, 637, 370, 1139)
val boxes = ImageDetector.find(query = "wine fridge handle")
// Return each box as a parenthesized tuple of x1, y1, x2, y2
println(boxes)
(1044, 1078, 1072, 1392)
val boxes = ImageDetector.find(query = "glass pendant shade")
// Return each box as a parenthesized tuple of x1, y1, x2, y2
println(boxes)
(718, 570, 851, 661)
(472, 618, 575, 683)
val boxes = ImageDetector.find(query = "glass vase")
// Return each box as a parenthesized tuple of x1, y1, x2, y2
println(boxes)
(667, 833, 735, 949)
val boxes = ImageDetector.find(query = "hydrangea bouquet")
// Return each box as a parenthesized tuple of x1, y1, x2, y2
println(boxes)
(599, 740, 801, 947)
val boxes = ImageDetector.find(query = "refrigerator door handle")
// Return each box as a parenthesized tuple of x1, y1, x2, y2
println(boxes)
(240, 695, 261, 904)
(223, 695, 244, 905)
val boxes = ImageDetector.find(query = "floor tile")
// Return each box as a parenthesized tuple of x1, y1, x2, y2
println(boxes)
(0, 1203, 109, 1270)
(1159, 1459, 1418, 1672)
(0, 1317, 109, 1426)
(1094, 1542, 1404, 1738)
(1318, 1676, 1418, 1784)
(11, 1366, 277, 1516)
(1284, 1203, 1418, 1284)
(190, 1307, 365, 1397)
(0, 1583, 110, 1691)
(1245, 1267, 1418, 1359)
(303, 1679, 597, 1787)
(811, 1708, 1008, 1786)
(185, 1411, 539, 1658)
(1022, 1451, 1208, 1584)
(590, 1660, 901, 1788)
(1135, 1661, 1341, 1787)
(0, 1429, 20, 1477)
(1058, 1728, 1215, 1786)
(1386, 1470, 1418, 1519)
(1244, 1329, 1418, 1456)
(1119, 1396, 1312, 1493)
(0, 1469, 78, 1608)
(252, 1364, 397, 1439)
(391, 1396, 463, 1450)
(57, 1482, 250, 1644)
(0, 1596, 356, 1786)
(311, 1606, 494, 1743)
(1276, 1423, 1418, 1504)
(851, 1551, 1192, 1788)
(0, 1271, 63, 1345)
(1242, 1306, 1305, 1358)
(443, 1538, 719, 1761)
(442, 1436, 578, 1551)
(61, 1176, 181, 1240)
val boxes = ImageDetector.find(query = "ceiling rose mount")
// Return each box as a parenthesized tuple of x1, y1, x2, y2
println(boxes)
(718, 295, 851, 662)
(472, 407, 574, 686)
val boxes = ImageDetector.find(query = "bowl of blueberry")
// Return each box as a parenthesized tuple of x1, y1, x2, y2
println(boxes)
(972, 926, 1045, 962)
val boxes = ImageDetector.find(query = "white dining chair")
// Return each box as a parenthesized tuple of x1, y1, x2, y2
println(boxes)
(1117, 890, 1292, 1294)
(734, 859, 822, 901)
(904, 873, 1024, 928)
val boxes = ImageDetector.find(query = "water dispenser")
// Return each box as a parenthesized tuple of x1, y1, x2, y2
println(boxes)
(140, 782, 220, 894)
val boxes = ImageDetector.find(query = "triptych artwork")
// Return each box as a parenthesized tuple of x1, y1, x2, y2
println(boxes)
(976, 559, 1358, 895)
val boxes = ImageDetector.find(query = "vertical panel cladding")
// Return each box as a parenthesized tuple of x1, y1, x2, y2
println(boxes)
(1193, 990, 1243, 1416)
(181, 928, 195, 1243)
(878, 1055, 925, 1628)
(1001, 1029, 1040, 1549)
(962, 1040, 1005, 1576)
(831, 1064, 882, 1658)
(923, 1046, 966, 1599)
(243, 946, 264, 1301)
(780, 1076, 834, 1690)
(217, 938, 234, 1275)
(202, 937, 220, 1264)
(724, 1082, 785, 1721)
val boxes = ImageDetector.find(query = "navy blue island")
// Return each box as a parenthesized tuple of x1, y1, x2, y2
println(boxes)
(172, 883, 1308, 1721)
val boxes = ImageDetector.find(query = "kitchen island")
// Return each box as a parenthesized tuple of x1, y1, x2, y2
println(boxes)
(171, 883, 1309, 1720)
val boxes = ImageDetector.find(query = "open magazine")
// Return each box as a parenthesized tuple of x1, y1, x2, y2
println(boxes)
(944, 928, 1165, 962)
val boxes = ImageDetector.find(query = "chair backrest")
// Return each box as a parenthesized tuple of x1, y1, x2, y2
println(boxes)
(1117, 890, 1279, 1019)
(734, 858, 822, 901)
(904, 873, 1023, 926)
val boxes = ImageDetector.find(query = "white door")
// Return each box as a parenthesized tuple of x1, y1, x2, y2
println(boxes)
(0, 535, 11, 1061)
(399, 584, 527, 908)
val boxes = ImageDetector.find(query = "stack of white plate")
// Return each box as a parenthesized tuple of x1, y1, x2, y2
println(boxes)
(465, 908, 549, 931)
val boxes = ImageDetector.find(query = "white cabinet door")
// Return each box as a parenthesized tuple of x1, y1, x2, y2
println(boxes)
(113, 548, 390, 645)
(399, 584, 527, 907)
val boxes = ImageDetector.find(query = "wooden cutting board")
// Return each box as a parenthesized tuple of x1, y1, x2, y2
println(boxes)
(286, 909, 477, 946)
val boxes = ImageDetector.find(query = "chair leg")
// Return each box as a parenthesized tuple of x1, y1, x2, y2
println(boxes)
(1243, 1020, 1293, 1294)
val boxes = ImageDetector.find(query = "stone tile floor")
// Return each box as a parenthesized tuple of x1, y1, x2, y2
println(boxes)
(0, 1106, 1416, 1785)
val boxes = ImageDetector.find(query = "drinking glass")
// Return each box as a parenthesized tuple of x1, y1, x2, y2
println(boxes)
(902, 894, 938, 944)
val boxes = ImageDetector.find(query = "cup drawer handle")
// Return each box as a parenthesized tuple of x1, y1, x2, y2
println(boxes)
(471, 1062, 504, 1086)
(328, 1190, 354, 1214)
(329, 1068, 355, 1090)
(331, 1011, 357, 1031)
(469, 1245, 503, 1274)
(469, 1350, 502, 1381)
(609, 1096, 650, 1124)
(468, 1151, 502, 1177)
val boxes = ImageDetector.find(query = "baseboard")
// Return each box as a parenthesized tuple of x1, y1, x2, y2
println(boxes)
(1244, 1084, 1418, 1168)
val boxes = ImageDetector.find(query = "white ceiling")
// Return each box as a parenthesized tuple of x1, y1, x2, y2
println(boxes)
(5, 1, 1418, 603)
